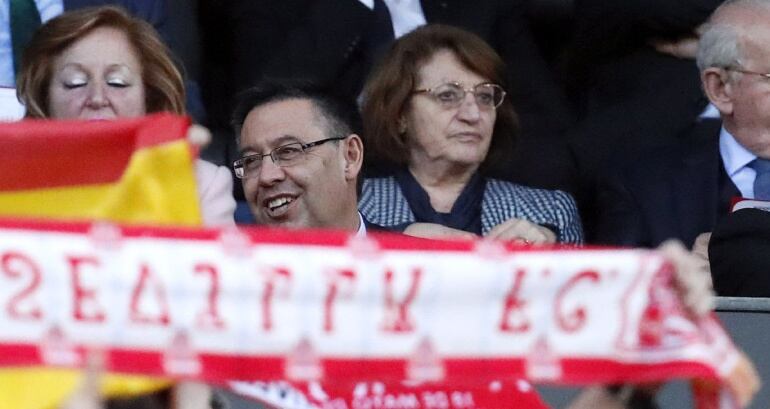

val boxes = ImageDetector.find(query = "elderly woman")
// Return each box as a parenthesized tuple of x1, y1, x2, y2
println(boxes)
(359, 24, 582, 244)
(15, 6, 235, 226)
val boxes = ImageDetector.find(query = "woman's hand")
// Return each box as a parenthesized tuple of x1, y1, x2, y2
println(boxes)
(403, 223, 479, 240)
(186, 124, 212, 148)
(60, 350, 104, 409)
(486, 218, 557, 244)
(727, 351, 761, 408)
(658, 240, 714, 317)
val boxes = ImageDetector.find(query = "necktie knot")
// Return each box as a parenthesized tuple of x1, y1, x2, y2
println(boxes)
(750, 158, 770, 173)
(751, 158, 770, 200)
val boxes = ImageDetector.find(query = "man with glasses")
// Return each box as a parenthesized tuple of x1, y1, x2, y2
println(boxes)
(595, 0, 770, 250)
(232, 82, 368, 233)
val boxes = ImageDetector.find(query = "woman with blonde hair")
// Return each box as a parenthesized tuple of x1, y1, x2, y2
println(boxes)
(16, 5, 235, 226)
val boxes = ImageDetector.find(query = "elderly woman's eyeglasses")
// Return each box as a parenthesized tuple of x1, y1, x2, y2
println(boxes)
(412, 82, 506, 109)
(233, 136, 345, 179)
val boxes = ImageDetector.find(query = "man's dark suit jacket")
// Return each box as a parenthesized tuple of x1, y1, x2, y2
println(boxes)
(201, 0, 575, 190)
(594, 118, 739, 249)
(64, 0, 167, 38)
(564, 0, 722, 240)
(710, 208, 770, 297)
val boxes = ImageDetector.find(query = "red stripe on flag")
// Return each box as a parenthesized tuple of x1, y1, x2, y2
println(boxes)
(0, 113, 190, 191)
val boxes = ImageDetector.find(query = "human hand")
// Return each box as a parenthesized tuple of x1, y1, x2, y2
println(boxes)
(725, 351, 761, 408)
(691, 232, 711, 264)
(658, 240, 714, 318)
(485, 218, 556, 244)
(651, 35, 700, 59)
(173, 382, 212, 409)
(691, 232, 712, 278)
(186, 124, 212, 148)
(650, 23, 705, 60)
(565, 386, 625, 409)
(402, 223, 478, 240)
(60, 350, 104, 409)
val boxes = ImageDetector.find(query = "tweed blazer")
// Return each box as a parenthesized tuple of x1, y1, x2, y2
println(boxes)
(359, 177, 583, 244)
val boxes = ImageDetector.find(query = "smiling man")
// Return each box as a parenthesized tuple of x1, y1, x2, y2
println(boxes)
(232, 82, 366, 233)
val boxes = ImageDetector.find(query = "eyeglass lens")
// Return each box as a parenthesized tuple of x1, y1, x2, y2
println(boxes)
(432, 83, 503, 108)
(236, 143, 306, 178)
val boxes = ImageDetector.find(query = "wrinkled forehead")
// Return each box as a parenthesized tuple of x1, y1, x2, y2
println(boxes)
(239, 98, 328, 151)
(416, 49, 489, 87)
(737, 26, 770, 66)
(54, 26, 140, 68)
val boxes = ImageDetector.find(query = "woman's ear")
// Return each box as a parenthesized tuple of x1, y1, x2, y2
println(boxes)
(702, 67, 736, 116)
(398, 116, 407, 134)
(343, 134, 364, 181)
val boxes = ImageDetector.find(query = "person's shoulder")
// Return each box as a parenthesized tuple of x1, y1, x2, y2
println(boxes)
(486, 178, 575, 203)
(363, 175, 395, 184)
(615, 118, 722, 176)
(361, 175, 398, 193)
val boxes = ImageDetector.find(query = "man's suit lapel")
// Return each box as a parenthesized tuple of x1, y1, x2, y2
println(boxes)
(671, 118, 725, 243)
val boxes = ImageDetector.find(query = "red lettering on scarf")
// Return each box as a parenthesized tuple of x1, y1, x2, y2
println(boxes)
(555, 270, 601, 333)
(2, 251, 43, 320)
(499, 268, 530, 333)
(382, 267, 422, 332)
(194, 263, 225, 330)
(129, 263, 171, 326)
(261, 266, 292, 331)
(68, 255, 105, 323)
(324, 268, 356, 332)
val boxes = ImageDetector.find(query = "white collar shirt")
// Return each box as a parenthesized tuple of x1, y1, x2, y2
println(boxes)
(356, 212, 367, 236)
(720, 126, 759, 198)
(357, 0, 426, 38)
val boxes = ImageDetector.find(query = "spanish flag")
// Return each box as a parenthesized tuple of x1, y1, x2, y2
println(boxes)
(0, 113, 202, 408)
(0, 113, 202, 225)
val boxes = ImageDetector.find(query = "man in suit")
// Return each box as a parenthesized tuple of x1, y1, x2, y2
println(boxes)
(594, 0, 770, 249)
(231, 82, 369, 233)
(564, 0, 722, 240)
(201, 0, 575, 193)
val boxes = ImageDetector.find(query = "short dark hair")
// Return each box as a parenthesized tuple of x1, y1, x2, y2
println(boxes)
(231, 80, 362, 146)
(361, 24, 517, 172)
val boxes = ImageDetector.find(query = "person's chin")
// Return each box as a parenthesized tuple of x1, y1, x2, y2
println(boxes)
(448, 150, 486, 166)
(80, 113, 117, 121)
(261, 203, 308, 228)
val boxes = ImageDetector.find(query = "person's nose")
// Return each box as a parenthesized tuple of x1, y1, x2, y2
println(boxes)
(85, 83, 108, 108)
(456, 92, 481, 122)
(257, 154, 286, 187)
